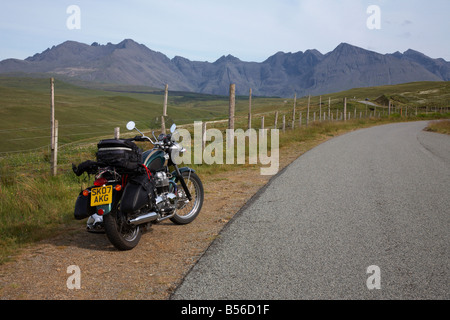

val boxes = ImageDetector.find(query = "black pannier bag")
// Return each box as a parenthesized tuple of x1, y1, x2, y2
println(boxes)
(96, 139, 142, 172)
(74, 191, 96, 220)
(121, 174, 155, 214)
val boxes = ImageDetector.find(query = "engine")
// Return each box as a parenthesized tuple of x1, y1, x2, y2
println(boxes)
(154, 171, 170, 192)
(153, 171, 178, 215)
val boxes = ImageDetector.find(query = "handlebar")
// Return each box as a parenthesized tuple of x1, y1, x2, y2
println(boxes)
(127, 131, 174, 148)
(133, 135, 149, 142)
(125, 135, 154, 144)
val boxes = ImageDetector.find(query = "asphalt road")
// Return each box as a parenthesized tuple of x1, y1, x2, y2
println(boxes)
(172, 121, 449, 300)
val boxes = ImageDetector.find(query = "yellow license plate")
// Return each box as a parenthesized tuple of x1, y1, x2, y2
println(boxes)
(90, 185, 113, 206)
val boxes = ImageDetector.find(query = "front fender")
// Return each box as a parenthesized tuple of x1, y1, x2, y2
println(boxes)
(170, 167, 195, 180)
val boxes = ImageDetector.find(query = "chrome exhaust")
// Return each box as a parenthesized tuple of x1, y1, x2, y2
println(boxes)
(128, 212, 158, 225)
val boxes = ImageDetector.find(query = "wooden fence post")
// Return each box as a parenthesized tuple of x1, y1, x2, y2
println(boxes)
(344, 97, 347, 121)
(248, 88, 252, 130)
(274, 111, 279, 128)
(261, 116, 265, 130)
(319, 96, 322, 121)
(306, 95, 310, 126)
(114, 127, 120, 139)
(292, 93, 296, 129)
(51, 120, 58, 176)
(292, 109, 295, 129)
(162, 84, 168, 133)
(229, 84, 235, 130)
(50, 78, 55, 150)
(328, 97, 331, 120)
(282, 115, 286, 132)
(163, 84, 168, 117)
(50, 78, 57, 176)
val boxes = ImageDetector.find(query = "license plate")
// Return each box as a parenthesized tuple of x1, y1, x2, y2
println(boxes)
(90, 185, 113, 206)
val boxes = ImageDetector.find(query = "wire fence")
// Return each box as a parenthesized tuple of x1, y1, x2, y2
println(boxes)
(1, 79, 449, 182)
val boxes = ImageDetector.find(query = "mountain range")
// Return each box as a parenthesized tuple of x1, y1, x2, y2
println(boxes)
(1, 39, 449, 97)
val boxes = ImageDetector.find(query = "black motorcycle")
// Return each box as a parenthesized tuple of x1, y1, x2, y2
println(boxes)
(72, 122, 204, 250)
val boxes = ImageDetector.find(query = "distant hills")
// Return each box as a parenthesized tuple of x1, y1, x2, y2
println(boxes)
(1, 39, 449, 97)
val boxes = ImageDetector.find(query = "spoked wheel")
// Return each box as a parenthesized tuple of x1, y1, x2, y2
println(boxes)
(170, 171, 204, 225)
(103, 201, 141, 251)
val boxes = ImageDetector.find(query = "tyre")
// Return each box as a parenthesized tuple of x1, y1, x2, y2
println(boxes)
(170, 171, 204, 225)
(103, 201, 142, 251)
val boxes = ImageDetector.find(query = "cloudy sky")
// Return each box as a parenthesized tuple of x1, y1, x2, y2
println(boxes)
(1, 0, 449, 62)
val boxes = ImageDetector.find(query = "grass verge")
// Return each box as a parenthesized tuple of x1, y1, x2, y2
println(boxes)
(425, 119, 450, 135)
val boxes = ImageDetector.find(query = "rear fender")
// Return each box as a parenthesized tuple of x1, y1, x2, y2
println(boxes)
(97, 189, 121, 216)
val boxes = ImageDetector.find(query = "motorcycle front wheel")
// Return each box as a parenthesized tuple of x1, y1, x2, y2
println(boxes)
(103, 201, 141, 251)
(171, 171, 204, 225)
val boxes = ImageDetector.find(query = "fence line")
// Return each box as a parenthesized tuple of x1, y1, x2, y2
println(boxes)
(1, 80, 449, 178)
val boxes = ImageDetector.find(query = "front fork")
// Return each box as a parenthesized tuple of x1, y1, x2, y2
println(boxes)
(172, 165, 194, 201)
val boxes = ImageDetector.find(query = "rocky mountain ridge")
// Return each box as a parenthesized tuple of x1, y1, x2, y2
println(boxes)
(1, 39, 448, 97)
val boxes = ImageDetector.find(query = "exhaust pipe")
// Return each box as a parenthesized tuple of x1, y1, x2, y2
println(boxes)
(128, 212, 158, 225)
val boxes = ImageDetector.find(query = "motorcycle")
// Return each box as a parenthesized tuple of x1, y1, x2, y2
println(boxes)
(72, 122, 204, 251)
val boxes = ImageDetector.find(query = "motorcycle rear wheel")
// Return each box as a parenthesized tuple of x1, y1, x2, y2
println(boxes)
(103, 201, 141, 251)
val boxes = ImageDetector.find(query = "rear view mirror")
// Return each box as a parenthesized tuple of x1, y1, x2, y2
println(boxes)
(126, 121, 136, 131)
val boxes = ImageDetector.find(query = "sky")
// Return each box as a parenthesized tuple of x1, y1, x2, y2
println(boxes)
(1, 0, 449, 62)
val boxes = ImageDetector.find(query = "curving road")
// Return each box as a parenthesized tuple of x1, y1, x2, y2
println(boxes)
(171, 121, 449, 300)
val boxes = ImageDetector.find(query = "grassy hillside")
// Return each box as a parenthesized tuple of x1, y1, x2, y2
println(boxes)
(0, 77, 286, 153)
(1, 78, 449, 153)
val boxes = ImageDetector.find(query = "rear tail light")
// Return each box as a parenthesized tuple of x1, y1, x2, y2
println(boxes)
(97, 209, 105, 216)
(82, 189, 90, 197)
(94, 177, 108, 187)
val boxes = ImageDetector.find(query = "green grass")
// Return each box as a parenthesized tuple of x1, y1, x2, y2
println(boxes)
(426, 119, 450, 135)
(0, 77, 285, 153)
(0, 77, 448, 153)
